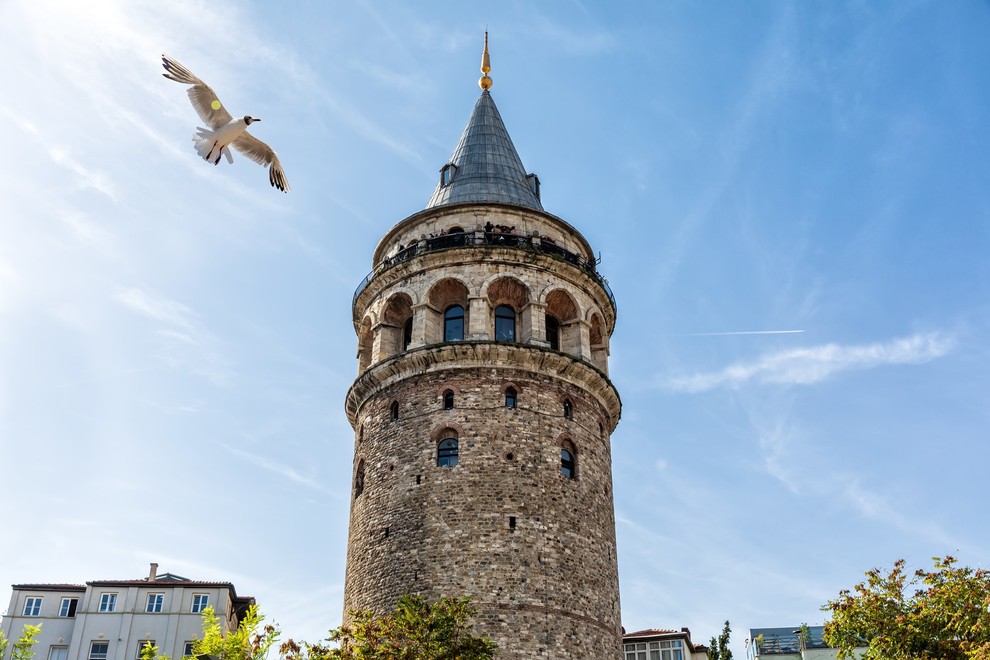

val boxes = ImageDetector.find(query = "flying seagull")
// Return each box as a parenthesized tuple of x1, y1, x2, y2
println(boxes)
(161, 54, 289, 192)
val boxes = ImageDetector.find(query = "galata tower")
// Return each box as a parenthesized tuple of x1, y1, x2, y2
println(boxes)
(343, 34, 621, 658)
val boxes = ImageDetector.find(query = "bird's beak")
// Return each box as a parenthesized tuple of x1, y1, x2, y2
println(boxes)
(254, 118, 262, 122)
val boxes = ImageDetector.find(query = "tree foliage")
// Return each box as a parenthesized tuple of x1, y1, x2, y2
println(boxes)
(0, 624, 42, 660)
(300, 594, 497, 660)
(192, 605, 281, 660)
(822, 555, 990, 660)
(707, 620, 732, 660)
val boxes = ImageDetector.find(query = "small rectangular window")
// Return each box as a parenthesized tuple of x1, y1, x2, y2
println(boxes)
(183, 642, 195, 658)
(191, 594, 209, 613)
(23, 597, 42, 616)
(136, 641, 156, 660)
(146, 593, 164, 613)
(49, 647, 68, 660)
(59, 597, 78, 617)
(99, 592, 117, 612)
(90, 642, 109, 660)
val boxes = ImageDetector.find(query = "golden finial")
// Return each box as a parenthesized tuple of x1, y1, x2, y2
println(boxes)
(479, 31, 492, 91)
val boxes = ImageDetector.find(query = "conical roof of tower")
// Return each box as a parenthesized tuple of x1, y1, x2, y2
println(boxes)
(425, 90, 544, 212)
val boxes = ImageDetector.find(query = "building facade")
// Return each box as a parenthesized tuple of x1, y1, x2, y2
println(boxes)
(1, 565, 253, 660)
(342, 36, 622, 658)
(622, 628, 709, 660)
(747, 626, 853, 660)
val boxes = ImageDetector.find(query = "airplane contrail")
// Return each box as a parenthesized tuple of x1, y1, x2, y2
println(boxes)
(685, 330, 805, 336)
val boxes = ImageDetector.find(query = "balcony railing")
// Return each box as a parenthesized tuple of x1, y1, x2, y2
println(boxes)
(353, 231, 616, 311)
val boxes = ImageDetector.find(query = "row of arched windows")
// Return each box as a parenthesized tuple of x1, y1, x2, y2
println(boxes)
(389, 390, 575, 418)
(353, 436, 579, 499)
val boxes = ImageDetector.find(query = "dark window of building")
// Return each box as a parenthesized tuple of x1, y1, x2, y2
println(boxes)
(444, 305, 464, 342)
(390, 400, 399, 420)
(563, 399, 573, 420)
(437, 437, 459, 467)
(354, 459, 365, 498)
(526, 173, 541, 200)
(90, 643, 109, 660)
(59, 597, 78, 618)
(440, 163, 457, 187)
(402, 318, 412, 351)
(546, 315, 560, 350)
(561, 441, 577, 479)
(505, 387, 517, 409)
(495, 305, 516, 342)
(443, 389, 454, 410)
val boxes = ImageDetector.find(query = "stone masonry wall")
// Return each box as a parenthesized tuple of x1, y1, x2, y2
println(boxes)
(343, 364, 622, 658)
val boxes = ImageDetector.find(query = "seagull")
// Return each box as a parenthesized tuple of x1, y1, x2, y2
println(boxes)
(161, 54, 289, 192)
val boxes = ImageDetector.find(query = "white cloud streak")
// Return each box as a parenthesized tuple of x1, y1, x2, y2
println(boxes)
(666, 332, 954, 392)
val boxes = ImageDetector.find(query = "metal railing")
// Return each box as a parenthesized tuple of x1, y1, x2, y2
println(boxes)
(352, 232, 616, 310)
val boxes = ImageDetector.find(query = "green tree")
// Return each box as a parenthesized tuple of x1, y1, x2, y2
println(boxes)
(191, 605, 281, 660)
(304, 594, 497, 659)
(707, 621, 732, 660)
(0, 624, 42, 660)
(822, 555, 990, 659)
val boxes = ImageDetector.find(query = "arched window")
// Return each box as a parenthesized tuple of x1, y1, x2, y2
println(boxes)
(563, 399, 573, 420)
(560, 441, 577, 479)
(505, 387, 517, 409)
(390, 401, 399, 421)
(443, 390, 454, 410)
(354, 459, 365, 498)
(437, 437, 459, 467)
(444, 305, 464, 342)
(495, 305, 516, 342)
(546, 315, 560, 350)
(402, 318, 413, 351)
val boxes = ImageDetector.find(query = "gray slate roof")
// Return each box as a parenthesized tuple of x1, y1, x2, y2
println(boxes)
(426, 90, 543, 212)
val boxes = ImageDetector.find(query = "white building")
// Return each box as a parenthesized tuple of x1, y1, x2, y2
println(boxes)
(1, 564, 253, 660)
(622, 627, 709, 660)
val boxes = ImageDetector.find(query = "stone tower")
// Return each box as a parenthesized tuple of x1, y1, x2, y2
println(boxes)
(343, 36, 621, 658)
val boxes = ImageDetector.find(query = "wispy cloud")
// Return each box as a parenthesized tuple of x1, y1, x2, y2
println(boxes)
(114, 287, 196, 331)
(666, 332, 954, 392)
(223, 443, 330, 493)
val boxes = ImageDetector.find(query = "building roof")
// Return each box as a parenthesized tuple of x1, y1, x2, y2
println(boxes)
(623, 627, 707, 652)
(11, 584, 87, 592)
(425, 90, 544, 212)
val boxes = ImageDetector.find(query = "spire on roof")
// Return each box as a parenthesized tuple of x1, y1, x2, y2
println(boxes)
(425, 33, 543, 212)
(479, 31, 492, 91)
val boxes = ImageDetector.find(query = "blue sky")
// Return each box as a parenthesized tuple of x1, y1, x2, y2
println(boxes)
(2, 0, 989, 655)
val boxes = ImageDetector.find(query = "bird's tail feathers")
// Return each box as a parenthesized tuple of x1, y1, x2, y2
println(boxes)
(191, 128, 232, 165)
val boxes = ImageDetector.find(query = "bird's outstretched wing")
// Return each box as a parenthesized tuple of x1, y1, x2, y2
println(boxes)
(161, 54, 232, 130)
(231, 132, 290, 193)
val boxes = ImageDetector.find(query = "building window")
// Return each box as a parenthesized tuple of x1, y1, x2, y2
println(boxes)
(354, 459, 365, 499)
(526, 173, 541, 199)
(444, 305, 464, 342)
(402, 318, 413, 351)
(443, 390, 454, 410)
(440, 163, 457, 187)
(23, 597, 42, 616)
(146, 593, 164, 613)
(560, 440, 577, 479)
(98, 593, 117, 613)
(183, 643, 195, 658)
(390, 400, 399, 420)
(505, 387, 517, 409)
(49, 647, 68, 660)
(191, 594, 209, 613)
(563, 399, 573, 420)
(437, 437, 459, 467)
(59, 597, 78, 618)
(623, 640, 683, 660)
(136, 642, 156, 660)
(546, 315, 560, 350)
(494, 305, 515, 342)
(90, 642, 109, 660)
